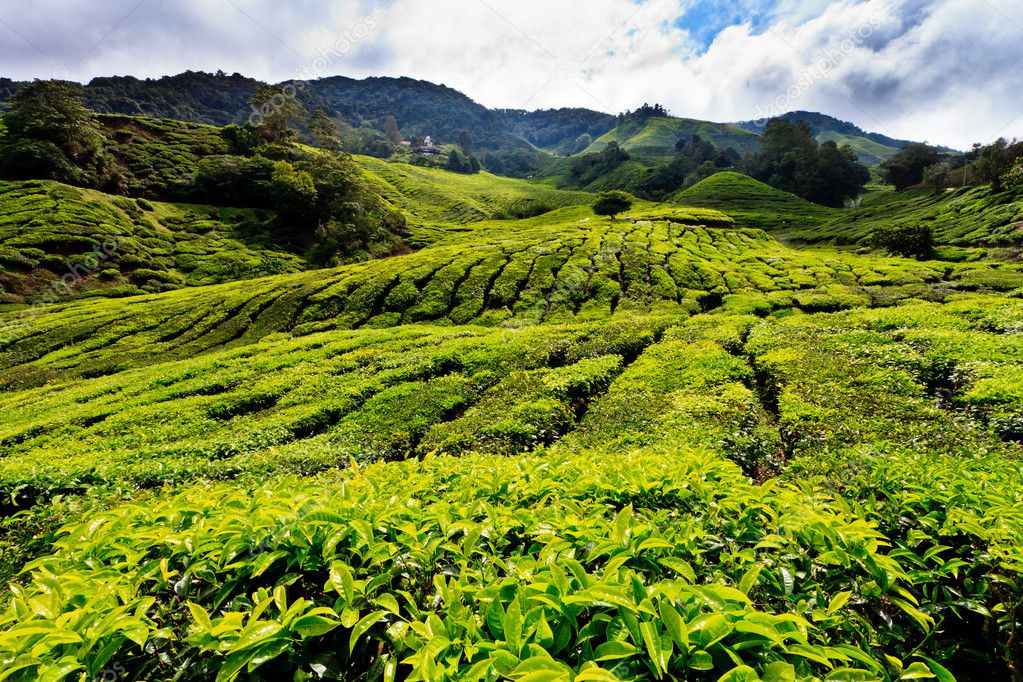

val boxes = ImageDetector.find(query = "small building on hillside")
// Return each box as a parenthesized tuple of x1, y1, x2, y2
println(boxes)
(414, 135, 441, 155)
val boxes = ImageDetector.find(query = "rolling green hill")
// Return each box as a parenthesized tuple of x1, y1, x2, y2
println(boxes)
(779, 184, 1023, 251)
(669, 172, 840, 231)
(354, 156, 594, 232)
(584, 116, 761, 157)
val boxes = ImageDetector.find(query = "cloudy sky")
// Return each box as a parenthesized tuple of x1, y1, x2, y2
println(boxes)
(2, 0, 1022, 149)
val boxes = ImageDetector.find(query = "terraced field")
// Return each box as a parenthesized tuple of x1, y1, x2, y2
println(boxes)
(0, 179, 302, 301)
(7, 209, 1016, 390)
(792, 185, 1023, 250)
(3, 271, 1023, 680)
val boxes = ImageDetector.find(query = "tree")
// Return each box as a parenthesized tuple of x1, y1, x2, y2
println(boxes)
(384, 115, 401, 144)
(270, 160, 317, 232)
(746, 118, 819, 197)
(592, 191, 632, 220)
(1004, 159, 1023, 193)
(813, 141, 870, 206)
(447, 149, 468, 173)
(976, 138, 1023, 192)
(922, 162, 951, 189)
(308, 108, 340, 151)
(6, 80, 103, 161)
(569, 142, 630, 186)
(458, 130, 473, 156)
(871, 224, 934, 260)
(744, 118, 869, 206)
(468, 155, 482, 174)
(881, 143, 942, 190)
(248, 86, 305, 144)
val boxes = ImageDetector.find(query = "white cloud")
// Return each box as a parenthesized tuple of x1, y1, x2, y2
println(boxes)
(2, 0, 1022, 148)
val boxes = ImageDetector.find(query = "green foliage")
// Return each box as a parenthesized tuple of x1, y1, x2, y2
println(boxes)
(307, 107, 341, 151)
(975, 137, 1023, 192)
(592, 191, 633, 220)
(0, 179, 305, 300)
(5, 95, 1023, 682)
(569, 142, 631, 186)
(248, 85, 305, 144)
(744, 118, 869, 207)
(4, 80, 103, 162)
(881, 143, 944, 190)
(785, 184, 1023, 250)
(871, 224, 935, 259)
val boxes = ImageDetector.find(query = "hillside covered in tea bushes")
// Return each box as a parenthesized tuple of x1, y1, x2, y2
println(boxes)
(4, 86, 1023, 682)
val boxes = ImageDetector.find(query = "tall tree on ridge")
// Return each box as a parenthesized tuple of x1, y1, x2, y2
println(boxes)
(384, 116, 402, 144)
(308, 108, 341, 151)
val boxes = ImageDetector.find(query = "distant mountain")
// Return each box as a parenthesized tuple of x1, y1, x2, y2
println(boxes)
(1, 72, 948, 164)
(733, 110, 957, 165)
(0, 71, 616, 154)
(500, 108, 617, 155)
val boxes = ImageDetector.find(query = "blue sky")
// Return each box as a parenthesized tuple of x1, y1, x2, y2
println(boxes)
(2, 0, 1022, 148)
(673, 2, 784, 51)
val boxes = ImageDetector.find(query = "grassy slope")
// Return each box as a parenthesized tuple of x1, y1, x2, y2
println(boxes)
(815, 130, 900, 165)
(0, 179, 303, 303)
(8, 203, 1014, 392)
(353, 155, 595, 237)
(584, 116, 762, 157)
(784, 185, 1023, 251)
(669, 171, 841, 232)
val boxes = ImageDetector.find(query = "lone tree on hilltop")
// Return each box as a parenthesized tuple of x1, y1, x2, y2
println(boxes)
(592, 191, 633, 220)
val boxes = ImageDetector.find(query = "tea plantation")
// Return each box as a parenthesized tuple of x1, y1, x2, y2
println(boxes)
(4, 156, 1023, 681)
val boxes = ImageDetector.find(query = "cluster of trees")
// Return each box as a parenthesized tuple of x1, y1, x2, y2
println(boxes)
(3, 72, 626, 159)
(974, 138, 1023, 192)
(446, 149, 482, 174)
(881, 138, 1023, 194)
(480, 147, 547, 178)
(636, 135, 740, 200)
(569, 142, 631, 186)
(0, 81, 406, 265)
(614, 103, 669, 126)
(742, 118, 870, 207)
(0, 80, 115, 188)
(880, 143, 945, 190)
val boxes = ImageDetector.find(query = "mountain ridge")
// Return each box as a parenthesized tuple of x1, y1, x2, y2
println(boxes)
(1, 72, 935, 162)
